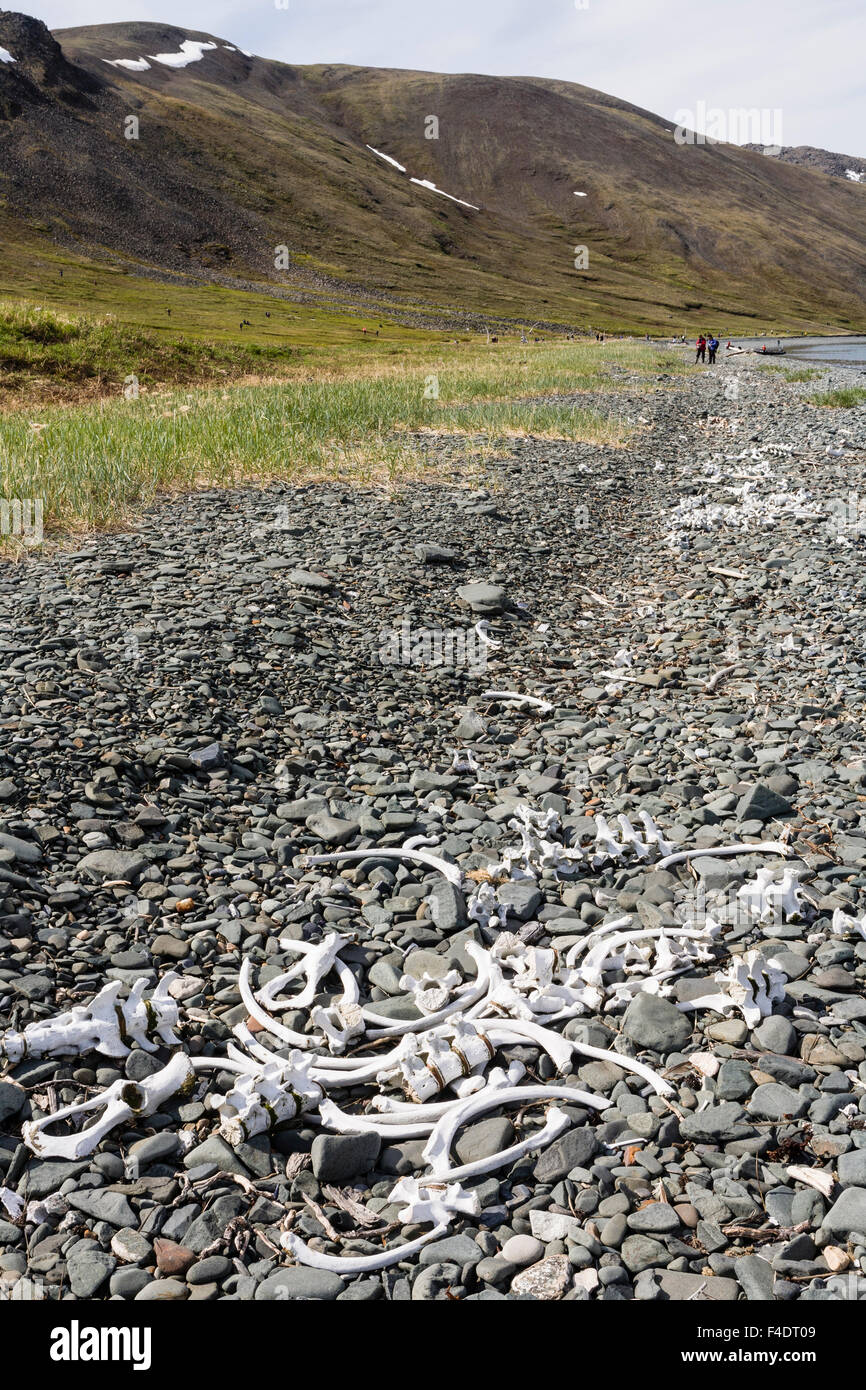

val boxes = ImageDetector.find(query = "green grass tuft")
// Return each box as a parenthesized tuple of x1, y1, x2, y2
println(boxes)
(808, 387, 866, 408)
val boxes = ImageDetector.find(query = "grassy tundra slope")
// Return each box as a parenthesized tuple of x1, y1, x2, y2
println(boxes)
(0, 12, 859, 336)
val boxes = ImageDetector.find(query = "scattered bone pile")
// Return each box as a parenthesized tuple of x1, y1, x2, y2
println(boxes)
(6, 801, 860, 1275)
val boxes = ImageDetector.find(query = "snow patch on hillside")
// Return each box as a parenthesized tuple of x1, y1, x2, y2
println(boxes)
(103, 56, 151, 71)
(845, 169, 865, 183)
(410, 177, 479, 210)
(365, 143, 479, 210)
(148, 40, 218, 68)
(366, 145, 407, 173)
(0, 47, 15, 63)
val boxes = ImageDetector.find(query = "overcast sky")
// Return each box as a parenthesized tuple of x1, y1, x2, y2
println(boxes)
(32, 0, 865, 154)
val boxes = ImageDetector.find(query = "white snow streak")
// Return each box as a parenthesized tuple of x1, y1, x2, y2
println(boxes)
(103, 56, 151, 71)
(410, 177, 479, 210)
(148, 40, 218, 68)
(366, 145, 408, 173)
(0, 47, 15, 63)
(366, 144, 479, 210)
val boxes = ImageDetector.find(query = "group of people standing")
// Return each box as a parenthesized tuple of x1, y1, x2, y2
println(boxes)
(695, 334, 720, 364)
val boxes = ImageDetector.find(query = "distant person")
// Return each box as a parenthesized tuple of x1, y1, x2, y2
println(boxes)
(708, 335, 719, 365)
(696, 335, 707, 364)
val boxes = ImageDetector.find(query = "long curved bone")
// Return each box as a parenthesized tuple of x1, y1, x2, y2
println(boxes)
(238, 958, 324, 1050)
(656, 841, 791, 871)
(572, 925, 721, 987)
(302, 846, 462, 886)
(425, 1110, 571, 1186)
(421, 1083, 608, 1178)
(22, 1052, 194, 1160)
(481, 690, 554, 712)
(281, 1223, 450, 1273)
(317, 1098, 437, 1139)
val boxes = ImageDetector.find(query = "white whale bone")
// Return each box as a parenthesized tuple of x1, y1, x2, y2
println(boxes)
(302, 845, 461, 886)
(421, 1083, 608, 1177)
(281, 1223, 449, 1273)
(736, 867, 805, 922)
(677, 949, 787, 1028)
(22, 1053, 194, 1160)
(655, 842, 791, 871)
(317, 1097, 436, 1138)
(0, 975, 180, 1063)
(364, 951, 493, 1037)
(389, 1176, 480, 1225)
(480, 690, 554, 712)
(256, 932, 346, 1011)
(310, 1002, 365, 1055)
(217, 1058, 321, 1145)
(238, 957, 324, 1049)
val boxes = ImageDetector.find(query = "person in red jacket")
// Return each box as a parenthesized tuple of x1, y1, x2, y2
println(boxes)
(695, 335, 707, 364)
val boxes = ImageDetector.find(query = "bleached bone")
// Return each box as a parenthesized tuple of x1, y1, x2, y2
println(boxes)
(318, 1098, 437, 1139)
(830, 908, 866, 939)
(592, 815, 625, 865)
(565, 916, 634, 963)
(389, 1176, 480, 1225)
(363, 951, 494, 1037)
(484, 1018, 574, 1073)
(228, 1022, 287, 1071)
(737, 868, 806, 922)
(238, 957, 324, 1049)
(302, 844, 461, 886)
(281, 1224, 449, 1273)
(310, 1002, 365, 1055)
(22, 1052, 194, 1160)
(481, 690, 554, 712)
(638, 811, 677, 857)
(787, 1165, 835, 1198)
(678, 949, 787, 1028)
(426, 1110, 571, 1186)
(255, 932, 347, 1011)
(218, 1058, 322, 1144)
(370, 1063, 525, 1118)
(398, 970, 462, 1016)
(492, 804, 583, 880)
(0, 975, 180, 1064)
(400, 1018, 495, 1102)
(474, 621, 502, 649)
(468, 880, 500, 928)
(572, 925, 721, 988)
(421, 1083, 608, 1178)
(0, 1187, 24, 1222)
(656, 842, 790, 871)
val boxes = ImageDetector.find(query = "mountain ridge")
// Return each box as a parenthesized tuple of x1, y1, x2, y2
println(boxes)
(0, 13, 862, 333)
